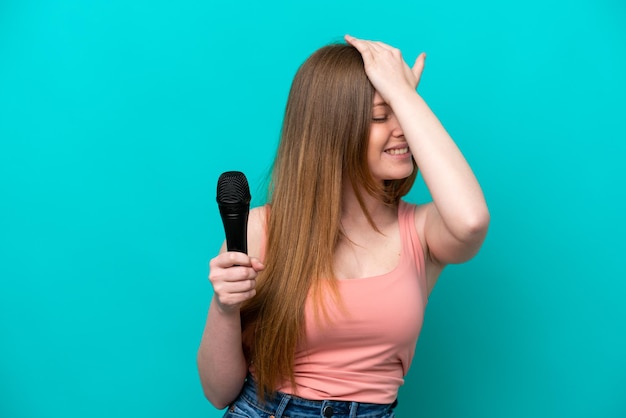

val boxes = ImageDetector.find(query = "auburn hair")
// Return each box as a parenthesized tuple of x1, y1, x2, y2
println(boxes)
(239, 43, 417, 399)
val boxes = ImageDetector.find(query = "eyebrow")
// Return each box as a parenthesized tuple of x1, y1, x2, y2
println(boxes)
(373, 101, 389, 107)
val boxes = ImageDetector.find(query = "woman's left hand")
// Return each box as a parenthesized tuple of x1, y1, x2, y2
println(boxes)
(344, 34, 425, 104)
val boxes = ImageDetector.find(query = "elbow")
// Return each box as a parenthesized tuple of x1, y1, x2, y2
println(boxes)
(467, 207, 490, 236)
(197, 353, 243, 410)
(429, 206, 490, 265)
(197, 363, 230, 410)
(456, 207, 490, 244)
(208, 397, 230, 411)
(200, 383, 233, 410)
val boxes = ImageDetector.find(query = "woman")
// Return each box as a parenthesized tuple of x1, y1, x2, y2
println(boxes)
(197, 34, 490, 417)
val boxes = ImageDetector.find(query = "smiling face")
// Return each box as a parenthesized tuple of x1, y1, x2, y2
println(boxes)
(367, 92, 415, 183)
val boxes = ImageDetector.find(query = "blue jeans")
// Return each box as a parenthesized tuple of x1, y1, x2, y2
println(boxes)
(224, 377, 397, 418)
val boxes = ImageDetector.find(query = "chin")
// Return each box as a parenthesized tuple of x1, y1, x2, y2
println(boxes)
(393, 168, 415, 180)
(372, 165, 414, 183)
(378, 173, 413, 183)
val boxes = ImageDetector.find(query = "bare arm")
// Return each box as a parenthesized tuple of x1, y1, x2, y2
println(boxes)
(197, 207, 266, 409)
(345, 35, 490, 265)
(394, 92, 489, 264)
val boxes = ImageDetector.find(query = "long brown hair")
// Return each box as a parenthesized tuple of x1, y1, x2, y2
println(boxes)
(240, 43, 417, 399)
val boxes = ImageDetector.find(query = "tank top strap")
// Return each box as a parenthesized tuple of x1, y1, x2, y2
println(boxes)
(398, 200, 427, 285)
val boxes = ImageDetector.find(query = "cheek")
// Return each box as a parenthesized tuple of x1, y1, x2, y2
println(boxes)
(367, 127, 386, 150)
(366, 137, 382, 163)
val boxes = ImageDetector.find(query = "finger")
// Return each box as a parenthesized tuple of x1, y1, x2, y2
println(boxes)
(374, 41, 396, 52)
(217, 289, 256, 309)
(411, 52, 426, 85)
(344, 34, 359, 47)
(223, 265, 259, 282)
(344, 34, 383, 54)
(250, 257, 265, 272)
(355, 38, 404, 67)
(209, 266, 257, 292)
(344, 34, 370, 54)
(344, 34, 359, 44)
(359, 39, 387, 54)
(210, 251, 253, 269)
(224, 278, 256, 294)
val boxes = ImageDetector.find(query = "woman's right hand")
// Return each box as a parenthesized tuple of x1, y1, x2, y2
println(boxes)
(344, 34, 425, 107)
(208, 251, 265, 314)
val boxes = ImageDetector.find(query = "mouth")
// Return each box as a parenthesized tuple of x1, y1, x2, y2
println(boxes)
(385, 147, 409, 156)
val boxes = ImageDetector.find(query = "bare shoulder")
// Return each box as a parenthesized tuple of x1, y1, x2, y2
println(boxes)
(411, 202, 445, 295)
(247, 205, 269, 260)
(411, 202, 430, 250)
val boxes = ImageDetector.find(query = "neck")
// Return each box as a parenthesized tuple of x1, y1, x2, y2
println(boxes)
(341, 179, 397, 229)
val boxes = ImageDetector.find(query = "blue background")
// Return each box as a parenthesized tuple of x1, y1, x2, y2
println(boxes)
(1, 1, 625, 417)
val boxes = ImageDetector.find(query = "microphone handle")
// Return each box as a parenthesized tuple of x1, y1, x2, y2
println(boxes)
(220, 211, 249, 254)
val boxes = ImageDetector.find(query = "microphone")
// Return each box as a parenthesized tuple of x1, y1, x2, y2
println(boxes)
(216, 171, 251, 254)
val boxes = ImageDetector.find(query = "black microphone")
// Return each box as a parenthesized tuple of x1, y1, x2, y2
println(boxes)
(216, 171, 251, 254)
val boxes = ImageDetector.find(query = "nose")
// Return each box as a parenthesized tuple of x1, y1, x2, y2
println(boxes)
(391, 115, 404, 138)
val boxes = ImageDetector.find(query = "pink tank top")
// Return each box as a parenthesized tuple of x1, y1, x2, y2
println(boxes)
(257, 200, 427, 404)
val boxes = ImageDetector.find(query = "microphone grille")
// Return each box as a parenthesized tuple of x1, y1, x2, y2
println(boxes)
(216, 171, 251, 205)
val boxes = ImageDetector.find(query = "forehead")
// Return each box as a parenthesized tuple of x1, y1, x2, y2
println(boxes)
(372, 92, 388, 107)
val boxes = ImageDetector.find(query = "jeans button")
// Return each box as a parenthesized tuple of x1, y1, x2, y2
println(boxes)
(323, 405, 333, 417)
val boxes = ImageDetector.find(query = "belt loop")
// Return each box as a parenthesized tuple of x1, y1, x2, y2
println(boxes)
(274, 393, 291, 418)
(349, 401, 359, 418)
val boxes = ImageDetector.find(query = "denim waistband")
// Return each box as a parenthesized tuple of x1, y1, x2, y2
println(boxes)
(232, 376, 397, 418)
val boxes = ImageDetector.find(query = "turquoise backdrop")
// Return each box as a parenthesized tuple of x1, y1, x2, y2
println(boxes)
(1, 1, 625, 417)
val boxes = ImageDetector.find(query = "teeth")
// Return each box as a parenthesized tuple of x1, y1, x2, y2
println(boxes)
(386, 147, 408, 155)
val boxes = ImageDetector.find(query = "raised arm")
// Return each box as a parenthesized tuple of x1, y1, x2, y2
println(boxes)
(345, 35, 489, 265)
(197, 206, 266, 409)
